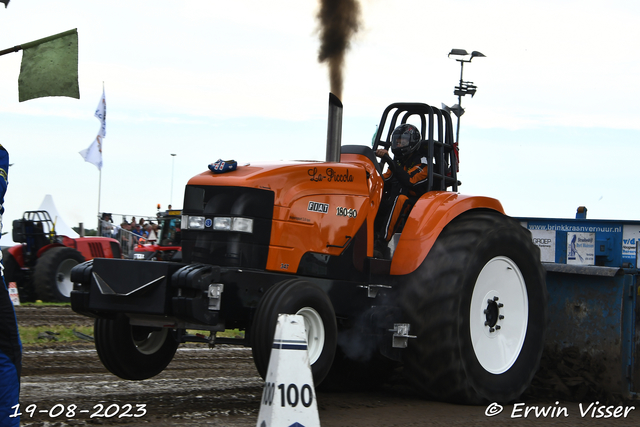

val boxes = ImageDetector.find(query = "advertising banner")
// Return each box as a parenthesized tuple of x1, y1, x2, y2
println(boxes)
(567, 232, 595, 265)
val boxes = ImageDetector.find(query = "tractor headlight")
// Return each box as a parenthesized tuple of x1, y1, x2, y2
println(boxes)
(183, 215, 205, 229)
(183, 215, 253, 233)
(232, 217, 253, 233)
(213, 217, 253, 233)
(213, 217, 232, 231)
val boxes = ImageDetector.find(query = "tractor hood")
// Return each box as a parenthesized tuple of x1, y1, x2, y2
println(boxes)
(182, 158, 374, 272)
(186, 160, 370, 208)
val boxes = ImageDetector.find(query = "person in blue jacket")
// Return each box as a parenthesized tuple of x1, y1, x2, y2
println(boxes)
(0, 144, 21, 426)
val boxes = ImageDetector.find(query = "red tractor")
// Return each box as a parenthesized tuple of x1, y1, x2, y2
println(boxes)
(132, 209, 182, 262)
(2, 210, 122, 302)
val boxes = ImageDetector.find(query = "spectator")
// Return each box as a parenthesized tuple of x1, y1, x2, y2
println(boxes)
(99, 212, 114, 237)
(132, 224, 143, 237)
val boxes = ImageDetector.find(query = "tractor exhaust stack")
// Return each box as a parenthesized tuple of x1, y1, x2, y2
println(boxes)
(325, 93, 343, 163)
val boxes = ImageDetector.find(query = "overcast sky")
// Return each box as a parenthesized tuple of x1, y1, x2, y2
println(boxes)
(0, 0, 638, 235)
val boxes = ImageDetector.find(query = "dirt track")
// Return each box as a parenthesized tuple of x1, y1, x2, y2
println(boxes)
(12, 305, 640, 426)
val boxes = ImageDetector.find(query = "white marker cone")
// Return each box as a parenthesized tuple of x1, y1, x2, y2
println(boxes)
(256, 314, 320, 427)
(8, 282, 20, 306)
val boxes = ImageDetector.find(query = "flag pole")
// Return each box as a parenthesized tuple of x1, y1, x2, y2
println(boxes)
(97, 81, 104, 229)
(0, 29, 78, 57)
(80, 84, 106, 230)
(97, 168, 102, 229)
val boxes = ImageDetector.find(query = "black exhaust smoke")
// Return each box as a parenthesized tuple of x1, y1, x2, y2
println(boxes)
(326, 92, 343, 162)
(317, 0, 361, 100)
(317, 0, 361, 162)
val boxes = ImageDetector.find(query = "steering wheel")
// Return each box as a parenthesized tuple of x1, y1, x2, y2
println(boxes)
(372, 137, 396, 174)
(374, 145, 394, 172)
(379, 152, 393, 168)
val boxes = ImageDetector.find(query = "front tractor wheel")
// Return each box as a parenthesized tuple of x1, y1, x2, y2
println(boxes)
(250, 279, 337, 386)
(33, 246, 86, 302)
(400, 211, 547, 404)
(94, 314, 180, 380)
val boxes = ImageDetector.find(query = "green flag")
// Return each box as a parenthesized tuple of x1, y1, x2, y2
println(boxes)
(18, 29, 79, 102)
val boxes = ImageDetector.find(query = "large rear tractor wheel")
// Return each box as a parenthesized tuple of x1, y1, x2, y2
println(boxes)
(94, 314, 180, 380)
(400, 211, 547, 404)
(1, 248, 34, 302)
(33, 246, 85, 302)
(251, 279, 337, 386)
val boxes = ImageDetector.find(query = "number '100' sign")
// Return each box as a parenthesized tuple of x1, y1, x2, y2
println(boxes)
(262, 382, 314, 408)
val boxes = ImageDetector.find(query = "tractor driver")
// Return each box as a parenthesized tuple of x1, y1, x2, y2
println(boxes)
(374, 123, 429, 255)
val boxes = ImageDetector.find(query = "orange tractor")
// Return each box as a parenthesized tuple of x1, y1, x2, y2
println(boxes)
(71, 95, 546, 404)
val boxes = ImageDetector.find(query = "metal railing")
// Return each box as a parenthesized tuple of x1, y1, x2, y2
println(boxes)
(98, 219, 143, 258)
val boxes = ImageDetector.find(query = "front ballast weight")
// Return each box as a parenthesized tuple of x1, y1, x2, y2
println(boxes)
(70, 259, 228, 329)
(171, 263, 227, 326)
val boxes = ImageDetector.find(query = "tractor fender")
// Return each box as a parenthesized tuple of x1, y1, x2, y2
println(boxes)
(389, 192, 505, 275)
(6, 244, 24, 268)
(36, 243, 66, 259)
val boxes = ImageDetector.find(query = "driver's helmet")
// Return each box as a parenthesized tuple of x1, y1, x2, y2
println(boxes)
(390, 124, 421, 159)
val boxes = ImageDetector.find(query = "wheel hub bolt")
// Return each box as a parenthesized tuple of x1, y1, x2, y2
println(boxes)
(484, 295, 504, 333)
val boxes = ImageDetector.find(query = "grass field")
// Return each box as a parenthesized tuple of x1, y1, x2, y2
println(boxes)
(19, 325, 245, 345)
(19, 325, 94, 344)
(17, 302, 245, 345)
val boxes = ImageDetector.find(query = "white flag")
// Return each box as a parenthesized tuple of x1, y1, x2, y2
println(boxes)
(94, 88, 106, 138)
(79, 136, 103, 170)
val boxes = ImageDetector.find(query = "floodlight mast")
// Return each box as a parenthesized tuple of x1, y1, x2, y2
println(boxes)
(447, 49, 485, 147)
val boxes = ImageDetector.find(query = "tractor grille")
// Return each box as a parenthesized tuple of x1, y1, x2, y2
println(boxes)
(181, 185, 274, 269)
(88, 242, 105, 258)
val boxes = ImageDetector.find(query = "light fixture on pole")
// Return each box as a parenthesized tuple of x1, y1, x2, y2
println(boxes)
(444, 49, 485, 147)
(170, 154, 177, 206)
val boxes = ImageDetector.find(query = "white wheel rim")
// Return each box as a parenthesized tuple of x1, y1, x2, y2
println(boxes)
(469, 256, 528, 374)
(132, 327, 168, 355)
(56, 259, 79, 298)
(296, 307, 325, 365)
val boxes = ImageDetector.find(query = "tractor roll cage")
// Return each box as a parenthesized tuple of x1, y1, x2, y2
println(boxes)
(12, 210, 56, 244)
(373, 102, 459, 192)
